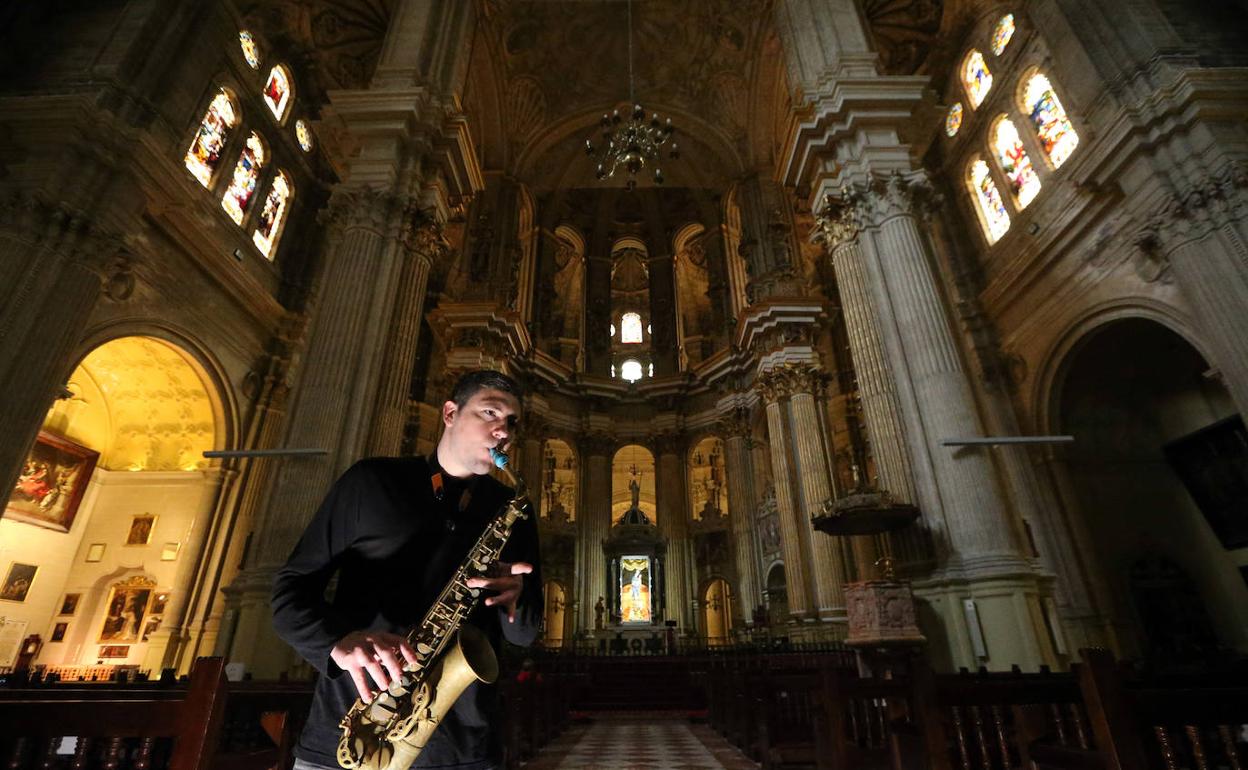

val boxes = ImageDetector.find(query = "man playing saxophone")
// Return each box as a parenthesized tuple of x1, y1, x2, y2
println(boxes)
(272, 369, 542, 770)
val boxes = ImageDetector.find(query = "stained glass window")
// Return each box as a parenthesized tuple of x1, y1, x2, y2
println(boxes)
(992, 117, 1042, 208)
(621, 312, 643, 343)
(239, 31, 261, 69)
(621, 359, 643, 382)
(252, 170, 292, 258)
(969, 158, 1011, 244)
(295, 119, 314, 153)
(183, 90, 238, 188)
(263, 65, 293, 122)
(991, 14, 1016, 56)
(946, 103, 964, 137)
(1022, 73, 1079, 168)
(962, 50, 993, 109)
(221, 133, 265, 225)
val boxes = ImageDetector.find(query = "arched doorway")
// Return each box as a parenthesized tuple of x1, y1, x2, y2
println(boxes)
(1055, 318, 1248, 661)
(2, 335, 224, 675)
(702, 577, 733, 646)
(543, 580, 567, 648)
(765, 563, 788, 627)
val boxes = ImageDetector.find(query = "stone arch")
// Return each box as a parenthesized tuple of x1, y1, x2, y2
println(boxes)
(687, 435, 725, 521)
(611, 444, 656, 525)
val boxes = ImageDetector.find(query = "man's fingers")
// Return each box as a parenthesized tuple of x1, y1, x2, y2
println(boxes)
(348, 667, 374, 702)
(397, 641, 420, 667)
(358, 653, 390, 692)
(509, 562, 533, 575)
(376, 645, 405, 682)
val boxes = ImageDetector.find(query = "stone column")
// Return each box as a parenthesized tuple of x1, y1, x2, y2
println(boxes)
(785, 365, 848, 619)
(0, 193, 134, 494)
(229, 188, 411, 675)
(758, 371, 814, 618)
(653, 432, 691, 627)
(719, 408, 763, 623)
(577, 434, 614, 632)
(367, 209, 447, 456)
(814, 203, 917, 505)
(1154, 168, 1248, 419)
(517, 418, 547, 519)
(850, 174, 1025, 569)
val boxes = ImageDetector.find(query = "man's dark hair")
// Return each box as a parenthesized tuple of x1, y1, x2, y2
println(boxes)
(448, 369, 523, 409)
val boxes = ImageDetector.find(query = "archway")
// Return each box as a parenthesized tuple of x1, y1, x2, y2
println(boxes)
(543, 580, 567, 648)
(702, 577, 733, 646)
(611, 444, 656, 525)
(1055, 318, 1248, 661)
(2, 335, 224, 675)
(541, 438, 578, 522)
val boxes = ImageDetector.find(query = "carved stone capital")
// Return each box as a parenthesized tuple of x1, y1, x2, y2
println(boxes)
(757, 363, 820, 405)
(812, 194, 861, 254)
(715, 406, 753, 442)
(845, 171, 938, 228)
(400, 204, 451, 263)
(1155, 163, 1248, 247)
(649, 431, 687, 458)
(577, 431, 616, 458)
(320, 186, 410, 238)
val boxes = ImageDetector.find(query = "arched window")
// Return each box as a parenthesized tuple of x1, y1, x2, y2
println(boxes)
(969, 157, 1011, 243)
(252, 170, 292, 258)
(991, 117, 1042, 208)
(962, 50, 993, 108)
(945, 103, 964, 137)
(238, 31, 261, 69)
(263, 64, 293, 122)
(621, 312, 643, 344)
(221, 133, 266, 224)
(183, 90, 239, 188)
(620, 359, 643, 382)
(1021, 72, 1079, 168)
(991, 14, 1016, 56)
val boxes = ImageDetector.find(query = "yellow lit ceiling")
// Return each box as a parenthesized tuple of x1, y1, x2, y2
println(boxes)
(41, 336, 218, 471)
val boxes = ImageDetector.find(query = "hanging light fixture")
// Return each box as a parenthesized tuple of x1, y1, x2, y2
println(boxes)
(585, 0, 679, 189)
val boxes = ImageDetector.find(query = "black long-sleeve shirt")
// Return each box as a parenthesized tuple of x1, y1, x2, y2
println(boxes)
(271, 455, 542, 770)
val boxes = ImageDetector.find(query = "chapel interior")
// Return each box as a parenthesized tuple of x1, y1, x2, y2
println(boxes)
(1, 0, 1248, 766)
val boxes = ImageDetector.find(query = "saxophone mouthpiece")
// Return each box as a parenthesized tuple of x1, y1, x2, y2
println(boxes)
(489, 447, 509, 470)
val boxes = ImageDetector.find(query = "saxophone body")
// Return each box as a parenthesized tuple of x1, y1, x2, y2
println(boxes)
(336, 449, 530, 770)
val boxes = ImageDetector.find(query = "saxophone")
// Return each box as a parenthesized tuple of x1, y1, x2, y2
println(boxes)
(336, 448, 531, 770)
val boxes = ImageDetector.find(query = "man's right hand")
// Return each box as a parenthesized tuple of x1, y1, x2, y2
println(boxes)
(330, 630, 419, 702)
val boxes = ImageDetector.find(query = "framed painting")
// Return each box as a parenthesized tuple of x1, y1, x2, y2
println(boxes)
(5, 431, 98, 532)
(126, 514, 156, 546)
(85, 543, 106, 562)
(98, 578, 155, 643)
(99, 645, 129, 658)
(51, 622, 68, 642)
(0, 562, 38, 603)
(59, 593, 80, 615)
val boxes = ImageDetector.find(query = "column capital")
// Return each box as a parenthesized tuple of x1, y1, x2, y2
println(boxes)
(577, 431, 616, 458)
(812, 194, 861, 254)
(845, 171, 939, 228)
(400, 204, 451, 264)
(1153, 162, 1248, 248)
(715, 406, 754, 442)
(757, 363, 820, 404)
(648, 430, 687, 458)
(320, 185, 413, 238)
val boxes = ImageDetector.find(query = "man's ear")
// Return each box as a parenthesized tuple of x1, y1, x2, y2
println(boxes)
(442, 400, 458, 427)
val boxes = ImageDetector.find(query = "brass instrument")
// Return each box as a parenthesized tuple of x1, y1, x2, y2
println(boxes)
(336, 448, 530, 770)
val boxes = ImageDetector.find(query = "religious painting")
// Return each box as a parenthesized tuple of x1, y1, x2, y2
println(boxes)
(5, 431, 98, 533)
(1164, 415, 1248, 549)
(99, 578, 155, 643)
(59, 593, 81, 616)
(126, 514, 156, 546)
(99, 645, 130, 658)
(618, 555, 652, 624)
(0, 563, 38, 603)
(51, 622, 68, 643)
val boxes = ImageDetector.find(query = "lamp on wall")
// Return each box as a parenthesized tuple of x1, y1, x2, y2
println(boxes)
(585, 0, 679, 189)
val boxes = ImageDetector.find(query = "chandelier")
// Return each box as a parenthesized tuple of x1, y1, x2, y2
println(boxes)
(585, 0, 679, 189)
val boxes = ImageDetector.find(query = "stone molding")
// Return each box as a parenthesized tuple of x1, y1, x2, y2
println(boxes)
(577, 431, 616, 458)
(648, 430, 687, 458)
(1154, 162, 1248, 248)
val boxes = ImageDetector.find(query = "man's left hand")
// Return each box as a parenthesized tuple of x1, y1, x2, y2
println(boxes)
(466, 561, 532, 623)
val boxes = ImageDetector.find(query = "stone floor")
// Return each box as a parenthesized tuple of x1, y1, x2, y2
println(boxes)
(521, 713, 759, 770)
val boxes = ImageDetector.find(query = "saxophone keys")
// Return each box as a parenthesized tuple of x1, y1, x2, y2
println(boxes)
(416, 641, 434, 656)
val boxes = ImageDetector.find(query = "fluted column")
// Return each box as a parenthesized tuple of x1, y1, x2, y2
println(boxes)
(517, 417, 547, 519)
(758, 372, 814, 618)
(1154, 167, 1248, 418)
(653, 433, 691, 627)
(785, 366, 847, 618)
(0, 192, 134, 494)
(719, 409, 763, 623)
(851, 174, 1024, 570)
(815, 204, 917, 504)
(577, 434, 614, 632)
(367, 209, 446, 455)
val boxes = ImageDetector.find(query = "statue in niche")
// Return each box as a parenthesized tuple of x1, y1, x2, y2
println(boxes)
(594, 596, 605, 631)
(469, 214, 493, 282)
(629, 475, 641, 510)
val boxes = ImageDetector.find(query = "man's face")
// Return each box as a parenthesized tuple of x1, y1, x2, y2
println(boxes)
(441, 387, 521, 476)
